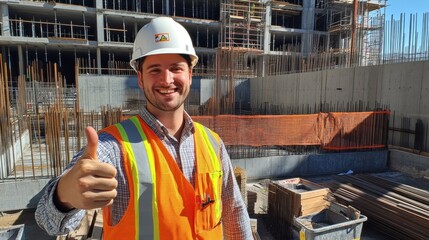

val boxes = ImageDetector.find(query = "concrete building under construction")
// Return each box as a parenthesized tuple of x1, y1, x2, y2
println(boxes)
(0, 0, 386, 83)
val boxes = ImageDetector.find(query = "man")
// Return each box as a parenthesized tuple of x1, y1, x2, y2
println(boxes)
(35, 17, 252, 239)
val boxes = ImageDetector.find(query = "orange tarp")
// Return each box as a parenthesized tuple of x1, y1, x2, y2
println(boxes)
(193, 114, 321, 146)
(193, 111, 389, 150)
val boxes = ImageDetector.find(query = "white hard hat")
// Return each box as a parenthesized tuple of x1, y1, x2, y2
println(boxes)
(130, 17, 198, 72)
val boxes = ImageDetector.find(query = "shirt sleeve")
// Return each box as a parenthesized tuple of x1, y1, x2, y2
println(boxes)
(34, 177, 86, 236)
(35, 132, 123, 236)
(220, 140, 253, 240)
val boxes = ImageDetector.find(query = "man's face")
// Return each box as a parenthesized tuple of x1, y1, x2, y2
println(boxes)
(137, 54, 192, 114)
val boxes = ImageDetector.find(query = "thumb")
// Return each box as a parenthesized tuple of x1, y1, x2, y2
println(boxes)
(82, 126, 99, 161)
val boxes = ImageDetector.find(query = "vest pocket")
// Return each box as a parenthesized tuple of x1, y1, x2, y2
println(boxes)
(196, 171, 222, 231)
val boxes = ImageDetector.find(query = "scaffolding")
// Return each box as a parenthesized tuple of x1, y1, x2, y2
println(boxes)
(2, 0, 429, 117)
(324, 0, 385, 66)
(211, 0, 265, 114)
(220, 0, 264, 50)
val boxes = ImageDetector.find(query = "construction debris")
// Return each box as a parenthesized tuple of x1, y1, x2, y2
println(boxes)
(325, 174, 429, 239)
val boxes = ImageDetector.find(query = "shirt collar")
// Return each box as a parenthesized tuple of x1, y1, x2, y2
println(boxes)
(139, 107, 195, 140)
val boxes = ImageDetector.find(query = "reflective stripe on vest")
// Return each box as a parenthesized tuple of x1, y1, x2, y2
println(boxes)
(115, 117, 159, 239)
(193, 123, 222, 220)
(101, 115, 222, 240)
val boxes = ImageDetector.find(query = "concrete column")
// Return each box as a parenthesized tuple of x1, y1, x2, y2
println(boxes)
(95, 0, 103, 9)
(262, 2, 272, 77)
(263, 2, 271, 54)
(96, 0, 104, 43)
(135, 0, 141, 12)
(1, 3, 11, 36)
(96, 13, 104, 43)
(17, 45, 24, 76)
(163, 0, 169, 15)
(96, 4, 104, 75)
(301, 0, 315, 56)
(97, 47, 101, 75)
(361, 9, 369, 66)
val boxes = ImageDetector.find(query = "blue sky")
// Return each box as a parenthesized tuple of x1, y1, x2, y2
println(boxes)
(385, 0, 428, 18)
(383, 0, 429, 54)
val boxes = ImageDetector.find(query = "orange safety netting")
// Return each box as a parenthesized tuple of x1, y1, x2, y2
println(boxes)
(192, 111, 390, 150)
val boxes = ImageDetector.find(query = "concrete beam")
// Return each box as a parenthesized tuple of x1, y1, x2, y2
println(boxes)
(232, 150, 388, 180)
(0, 179, 51, 212)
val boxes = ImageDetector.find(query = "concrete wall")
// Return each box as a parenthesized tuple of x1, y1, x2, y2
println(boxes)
(1, 150, 387, 211)
(251, 61, 429, 112)
(78, 75, 246, 111)
(79, 75, 250, 112)
(251, 61, 429, 148)
(389, 149, 429, 178)
(232, 150, 388, 180)
(78, 75, 141, 111)
(200, 78, 251, 108)
(0, 130, 29, 179)
(200, 77, 214, 104)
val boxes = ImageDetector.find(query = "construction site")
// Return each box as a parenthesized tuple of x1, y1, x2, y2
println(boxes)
(1, 0, 429, 239)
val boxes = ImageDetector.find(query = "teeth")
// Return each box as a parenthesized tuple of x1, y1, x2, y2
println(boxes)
(159, 89, 175, 94)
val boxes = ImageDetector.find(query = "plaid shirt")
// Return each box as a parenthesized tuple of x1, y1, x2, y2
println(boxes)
(35, 108, 252, 239)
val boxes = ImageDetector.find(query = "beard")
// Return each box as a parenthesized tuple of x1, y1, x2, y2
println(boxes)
(143, 86, 189, 112)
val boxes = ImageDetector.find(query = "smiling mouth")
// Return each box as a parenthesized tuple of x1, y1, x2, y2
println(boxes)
(158, 89, 176, 94)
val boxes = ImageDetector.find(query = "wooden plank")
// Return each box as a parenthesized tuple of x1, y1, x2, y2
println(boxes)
(268, 178, 331, 228)
(301, 199, 330, 209)
(300, 189, 330, 200)
(301, 204, 330, 216)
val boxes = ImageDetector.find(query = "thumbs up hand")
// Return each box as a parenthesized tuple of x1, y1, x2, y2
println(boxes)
(56, 127, 118, 210)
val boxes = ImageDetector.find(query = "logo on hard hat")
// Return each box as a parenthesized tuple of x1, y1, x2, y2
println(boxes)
(155, 33, 170, 42)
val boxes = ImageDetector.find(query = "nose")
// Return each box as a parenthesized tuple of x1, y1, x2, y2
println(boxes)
(160, 69, 174, 85)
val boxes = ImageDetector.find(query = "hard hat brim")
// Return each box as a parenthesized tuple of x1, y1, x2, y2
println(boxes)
(130, 49, 198, 72)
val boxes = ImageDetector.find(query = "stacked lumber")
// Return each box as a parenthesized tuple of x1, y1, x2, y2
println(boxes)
(325, 174, 429, 239)
(267, 178, 330, 238)
(234, 167, 248, 206)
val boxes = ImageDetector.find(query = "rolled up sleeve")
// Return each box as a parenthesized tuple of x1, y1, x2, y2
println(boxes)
(35, 178, 86, 236)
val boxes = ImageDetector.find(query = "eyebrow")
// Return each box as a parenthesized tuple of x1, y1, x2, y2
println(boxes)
(145, 63, 161, 70)
(145, 62, 187, 70)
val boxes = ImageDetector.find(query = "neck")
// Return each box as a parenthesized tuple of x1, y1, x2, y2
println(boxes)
(147, 106, 185, 139)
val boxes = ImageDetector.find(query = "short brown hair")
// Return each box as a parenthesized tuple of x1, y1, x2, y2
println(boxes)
(136, 54, 192, 72)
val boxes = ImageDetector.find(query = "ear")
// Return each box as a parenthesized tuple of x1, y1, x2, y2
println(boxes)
(137, 71, 144, 89)
(189, 68, 193, 85)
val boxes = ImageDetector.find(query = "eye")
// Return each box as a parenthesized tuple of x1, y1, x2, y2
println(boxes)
(170, 64, 186, 73)
(171, 67, 182, 73)
(148, 68, 161, 75)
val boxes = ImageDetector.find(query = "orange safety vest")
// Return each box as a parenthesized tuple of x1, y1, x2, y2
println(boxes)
(100, 116, 223, 240)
